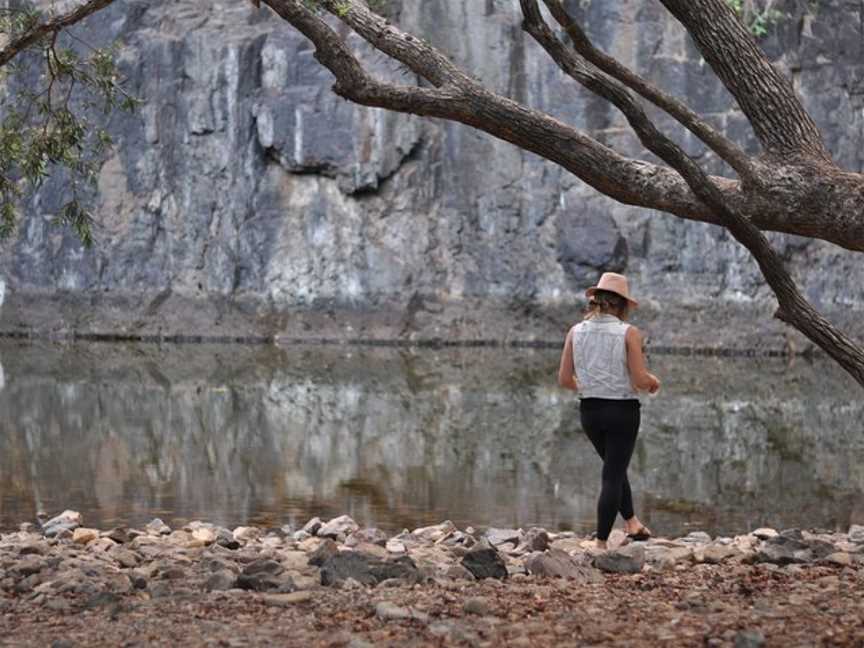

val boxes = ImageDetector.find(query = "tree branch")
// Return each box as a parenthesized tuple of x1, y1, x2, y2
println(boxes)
(520, 0, 864, 386)
(0, 0, 117, 68)
(313, 0, 471, 89)
(538, 0, 758, 185)
(658, 0, 830, 161)
(261, 1, 712, 218)
(261, 0, 864, 254)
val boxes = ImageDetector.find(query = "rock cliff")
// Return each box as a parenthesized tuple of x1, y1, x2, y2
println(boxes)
(1, 0, 863, 350)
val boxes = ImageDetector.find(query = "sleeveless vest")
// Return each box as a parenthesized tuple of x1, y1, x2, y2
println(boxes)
(570, 314, 639, 400)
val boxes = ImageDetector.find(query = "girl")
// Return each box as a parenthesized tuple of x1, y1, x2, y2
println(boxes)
(557, 272, 660, 550)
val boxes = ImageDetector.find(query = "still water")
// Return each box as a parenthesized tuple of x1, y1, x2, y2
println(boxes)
(0, 339, 862, 538)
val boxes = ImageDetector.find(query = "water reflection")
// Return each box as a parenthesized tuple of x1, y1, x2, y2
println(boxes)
(0, 340, 861, 537)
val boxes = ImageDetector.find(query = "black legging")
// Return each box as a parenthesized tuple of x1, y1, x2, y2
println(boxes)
(580, 398, 641, 541)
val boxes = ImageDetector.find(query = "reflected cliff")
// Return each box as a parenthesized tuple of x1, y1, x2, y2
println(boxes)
(0, 340, 861, 537)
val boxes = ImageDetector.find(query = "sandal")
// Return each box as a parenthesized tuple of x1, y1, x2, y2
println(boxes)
(626, 526, 652, 541)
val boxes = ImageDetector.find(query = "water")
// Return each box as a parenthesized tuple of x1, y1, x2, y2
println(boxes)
(0, 339, 862, 538)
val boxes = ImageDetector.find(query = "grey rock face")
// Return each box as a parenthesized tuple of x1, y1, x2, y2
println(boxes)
(1, 1, 863, 349)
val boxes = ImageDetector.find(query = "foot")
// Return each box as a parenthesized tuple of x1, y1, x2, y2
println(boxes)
(624, 517, 652, 541)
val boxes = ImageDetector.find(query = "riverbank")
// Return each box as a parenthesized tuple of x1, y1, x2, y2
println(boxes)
(1, 512, 862, 647)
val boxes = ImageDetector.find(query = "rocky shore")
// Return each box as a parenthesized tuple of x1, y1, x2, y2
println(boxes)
(1, 511, 863, 647)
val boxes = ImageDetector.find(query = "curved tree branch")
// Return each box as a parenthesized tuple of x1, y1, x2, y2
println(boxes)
(262, 0, 714, 218)
(0, 0, 117, 68)
(658, 0, 830, 161)
(520, 0, 864, 386)
(538, 0, 758, 185)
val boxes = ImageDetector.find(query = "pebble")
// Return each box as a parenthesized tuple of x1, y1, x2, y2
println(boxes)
(72, 528, 99, 545)
(318, 515, 359, 541)
(375, 601, 429, 622)
(301, 517, 323, 536)
(232, 527, 261, 543)
(191, 528, 217, 545)
(463, 596, 493, 616)
(752, 528, 778, 540)
(386, 539, 406, 554)
(1, 513, 860, 623)
(823, 552, 853, 567)
(145, 519, 171, 536)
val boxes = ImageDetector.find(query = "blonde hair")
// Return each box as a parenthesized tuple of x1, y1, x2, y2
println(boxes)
(584, 289, 630, 320)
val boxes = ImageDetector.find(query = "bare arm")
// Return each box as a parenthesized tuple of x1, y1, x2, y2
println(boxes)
(558, 329, 579, 391)
(625, 326, 661, 393)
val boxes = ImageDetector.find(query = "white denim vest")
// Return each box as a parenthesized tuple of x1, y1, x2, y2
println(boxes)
(570, 314, 638, 400)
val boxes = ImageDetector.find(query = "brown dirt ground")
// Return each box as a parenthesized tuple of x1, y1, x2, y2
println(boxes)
(1, 563, 863, 647)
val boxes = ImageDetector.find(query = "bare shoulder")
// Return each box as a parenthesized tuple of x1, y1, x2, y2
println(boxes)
(625, 325, 643, 347)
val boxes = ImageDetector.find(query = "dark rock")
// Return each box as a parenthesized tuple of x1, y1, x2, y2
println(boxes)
(526, 549, 603, 582)
(14, 573, 43, 594)
(308, 539, 339, 567)
(234, 560, 294, 592)
(779, 529, 804, 542)
(320, 552, 419, 587)
(241, 559, 284, 577)
(445, 564, 475, 581)
(460, 542, 507, 580)
(345, 528, 389, 548)
(519, 528, 550, 553)
(108, 547, 140, 568)
(205, 570, 237, 592)
(318, 515, 359, 540)
(160, 567, 188, 580)
(18, 544, 47, 556)
(216, 528, 240, 550)
(302, 517, 323, 536)
(594, 545, 645, 574)
(13, 557, 46, 577)
(463, 596, 493, 616)
(754, 543, 809, 565)
(807, 539, 838, 560)
(106, 527, 131, 544)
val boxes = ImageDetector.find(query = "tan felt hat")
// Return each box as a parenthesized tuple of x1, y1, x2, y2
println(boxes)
(585, 272, 638, 308)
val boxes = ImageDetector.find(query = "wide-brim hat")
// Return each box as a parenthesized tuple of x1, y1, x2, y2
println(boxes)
(585, 272, 638, 308)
